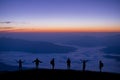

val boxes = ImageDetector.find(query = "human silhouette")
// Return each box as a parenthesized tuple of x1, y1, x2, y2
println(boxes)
(33, 58, 42, 69)
(67, 58, 71, 70)
(16, 59, 24, 71)
(99, 60, 104, 72)
(50, 58, 55, 69)
(81, 60, 89, 72)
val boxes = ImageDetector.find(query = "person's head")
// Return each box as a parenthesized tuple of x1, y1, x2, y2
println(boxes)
(36, 58, 39, 60)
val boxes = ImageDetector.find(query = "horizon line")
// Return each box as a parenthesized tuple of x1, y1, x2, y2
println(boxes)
(0, 26, 120, 33)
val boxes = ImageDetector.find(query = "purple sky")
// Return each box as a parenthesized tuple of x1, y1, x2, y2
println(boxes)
(0, 0, 120, 32)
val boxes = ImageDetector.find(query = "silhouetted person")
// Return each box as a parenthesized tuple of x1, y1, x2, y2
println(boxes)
(16, 59, 24, 71)
(33, 58, 42, 69)
(81, 60, 89, 72)
(99, 60, 104, 72)
(50, 58, 55, 69)
(67, 58, 71, 70)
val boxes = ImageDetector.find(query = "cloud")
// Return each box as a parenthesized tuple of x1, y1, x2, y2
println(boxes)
(0, 21, 28, 24)
(0, 27, 14, 32)
(0, 21, 11, 24)
(0, 27, 13, 29)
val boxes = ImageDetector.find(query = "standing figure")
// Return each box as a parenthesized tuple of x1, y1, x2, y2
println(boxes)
(33, 58, 42, 69)
(17, 59, 24, 71)
(99, 60, 104, 72)
(67, 58, 71, 70)
(50, 58, 55, 69)
(81, 60, 89, 72)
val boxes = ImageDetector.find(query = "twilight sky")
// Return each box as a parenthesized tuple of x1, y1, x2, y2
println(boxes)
(0, 0, 120, 32)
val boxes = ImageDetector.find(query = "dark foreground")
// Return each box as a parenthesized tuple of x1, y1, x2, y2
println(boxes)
(0, 69, 120, 80)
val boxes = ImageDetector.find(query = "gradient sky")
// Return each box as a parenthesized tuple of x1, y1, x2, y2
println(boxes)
(0, 0, 120, 32)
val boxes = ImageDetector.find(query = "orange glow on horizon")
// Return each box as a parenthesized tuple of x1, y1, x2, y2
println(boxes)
(0, 26, 120, 32)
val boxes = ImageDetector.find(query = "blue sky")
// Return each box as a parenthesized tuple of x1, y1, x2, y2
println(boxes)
(0, 0, 120, 32)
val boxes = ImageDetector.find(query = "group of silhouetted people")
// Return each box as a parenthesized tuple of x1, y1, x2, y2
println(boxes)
(16, 58, 104, 72)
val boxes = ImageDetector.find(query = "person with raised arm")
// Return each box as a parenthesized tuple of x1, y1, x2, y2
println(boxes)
(33, 58, 42, 69)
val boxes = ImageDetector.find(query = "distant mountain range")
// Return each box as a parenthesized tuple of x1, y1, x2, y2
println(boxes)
(62, 34, 120, 55)
(0, 37, 76, 53)
(64, 34, 120, 47)
(101, 35, 120, 55)
(0, 34, 120, 54)
(0, 62, 17, 71)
